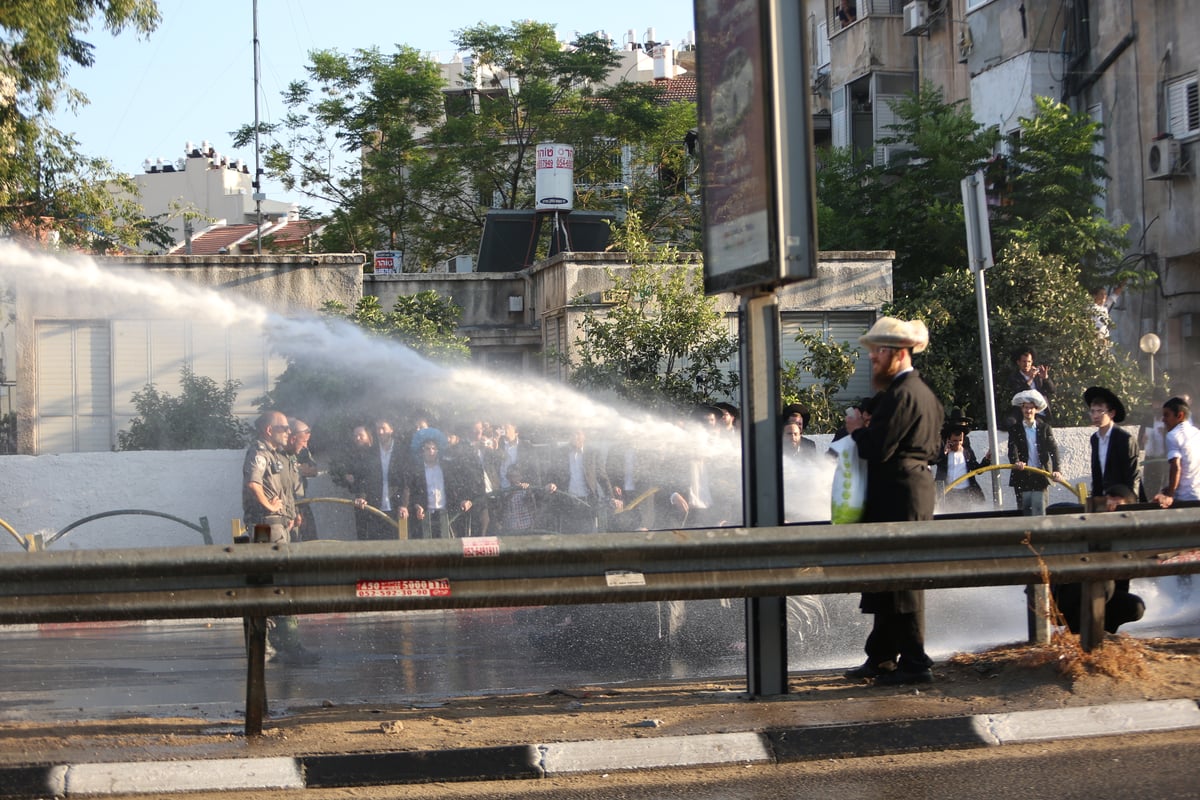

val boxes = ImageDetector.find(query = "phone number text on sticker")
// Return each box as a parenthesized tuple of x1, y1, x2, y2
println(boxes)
(356, 579, 451, 598)
(462, 537, 500, 557)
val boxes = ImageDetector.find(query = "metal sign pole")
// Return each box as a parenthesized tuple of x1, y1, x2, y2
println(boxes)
(962, 170, 1002, 507)
(740, 291, 788, 696)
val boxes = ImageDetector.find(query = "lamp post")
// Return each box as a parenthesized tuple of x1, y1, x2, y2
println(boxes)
(1139, 332, 1161, 386)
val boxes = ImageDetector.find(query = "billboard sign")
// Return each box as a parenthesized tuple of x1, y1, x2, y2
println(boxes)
(373, 250, 401, 274)
(535, 143, 575, 211)
(695, 0, 818, 295)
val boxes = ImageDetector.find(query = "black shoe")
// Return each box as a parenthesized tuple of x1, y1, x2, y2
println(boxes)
(873, 667, 933, 686)
(843, 660, 894, 680)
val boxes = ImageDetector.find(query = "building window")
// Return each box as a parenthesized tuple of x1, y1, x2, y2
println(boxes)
(1166, 74, 1200, 139)
(781, 312, 874, 401)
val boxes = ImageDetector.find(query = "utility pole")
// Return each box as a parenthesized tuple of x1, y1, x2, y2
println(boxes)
(252, 0, 264, 255)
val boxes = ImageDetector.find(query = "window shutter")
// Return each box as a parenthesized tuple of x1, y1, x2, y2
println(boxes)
(832, 87, 848, 148)
(874, 93, 904, 166)
(780, 312, 873, 401)
(1167, 76, 1199, 137)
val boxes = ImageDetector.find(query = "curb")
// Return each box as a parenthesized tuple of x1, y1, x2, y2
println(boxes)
(2, 699, 1198, 797)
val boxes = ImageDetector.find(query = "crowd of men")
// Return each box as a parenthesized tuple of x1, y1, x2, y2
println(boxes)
(241, 316, 1198, 677)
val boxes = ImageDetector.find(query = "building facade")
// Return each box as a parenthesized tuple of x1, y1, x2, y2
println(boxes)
(810, 0, 1199, 383)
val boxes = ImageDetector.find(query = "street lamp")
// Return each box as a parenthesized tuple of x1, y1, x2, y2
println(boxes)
(1139, 332, 1161, 386)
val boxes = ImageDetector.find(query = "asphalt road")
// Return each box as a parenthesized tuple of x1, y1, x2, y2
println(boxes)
(0, 578, 1195, 723)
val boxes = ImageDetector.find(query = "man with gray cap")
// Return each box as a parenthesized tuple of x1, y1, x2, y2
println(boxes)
(843, 317, 943, 686)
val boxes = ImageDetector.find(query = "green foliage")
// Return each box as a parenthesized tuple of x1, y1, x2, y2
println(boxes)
(818, 85, 1148, 420)
(117, 367, 249, 451)
(233, 45, 446, 258)
(1, 2, 173, 251)
(321, 292, 471, 363)
(996, 97, 1129, 288)
(817, 83, 996, 289)
(242, 20, 698, 266)
(779, 329, 860, 434)
(816, 85, 1133, 295)
(563, 213, 735, 409)
(888, 242, 1151, 425)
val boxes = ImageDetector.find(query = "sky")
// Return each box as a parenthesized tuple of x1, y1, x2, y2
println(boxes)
(53, 0, 697, 211)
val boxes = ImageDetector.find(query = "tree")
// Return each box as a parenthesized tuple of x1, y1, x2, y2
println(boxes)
(817, 85, 1152, 417)
(562, 211, 737, 410)
(888, 242, 1151, 425)
(780, 329, 860, 434)
(232, 45, 448, 256)
(242, 21, 694, 267)
(322, 292, 471, 364)
(817, 83, 996, 290)
(118, 366, 249, 450)
(1, 2, 173, 250)
(996, 96, 1129, 290)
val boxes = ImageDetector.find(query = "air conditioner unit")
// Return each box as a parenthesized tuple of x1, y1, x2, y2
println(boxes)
(447, 255, 474, 273)
(903, 1, 929, 36)
(1146, 139, 1182, 180)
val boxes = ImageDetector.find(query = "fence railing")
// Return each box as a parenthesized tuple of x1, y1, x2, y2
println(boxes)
(4, 508, 1199, 623)
(2, 507, 1198, 734)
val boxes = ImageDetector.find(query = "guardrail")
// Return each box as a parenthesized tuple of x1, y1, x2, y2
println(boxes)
(2, 507, 1198, 734)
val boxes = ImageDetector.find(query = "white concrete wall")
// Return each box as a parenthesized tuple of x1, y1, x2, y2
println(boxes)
(0, 426, 1130, 553)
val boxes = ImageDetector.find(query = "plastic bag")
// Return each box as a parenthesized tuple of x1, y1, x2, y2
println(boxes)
(828, 435, 866, 524)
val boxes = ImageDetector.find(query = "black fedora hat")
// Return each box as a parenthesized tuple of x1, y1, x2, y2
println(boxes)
(942, 408, 974, 436)
(781, 402, 811, 427)
(1083, 386, 1126, 423)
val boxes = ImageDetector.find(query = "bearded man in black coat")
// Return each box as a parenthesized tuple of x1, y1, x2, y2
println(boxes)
(843, 317, 944, 686)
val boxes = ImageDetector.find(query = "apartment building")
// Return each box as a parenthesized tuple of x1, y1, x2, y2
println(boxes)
(810, 0, 1198, 378)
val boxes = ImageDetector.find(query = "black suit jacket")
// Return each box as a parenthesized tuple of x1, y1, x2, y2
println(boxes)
(850, 369, 943, 614)
(851, 369, 944, 525)
(1006, 419, 1060, 491)
(352, 442, 407, 512)
(1091, 425, 1141, 498)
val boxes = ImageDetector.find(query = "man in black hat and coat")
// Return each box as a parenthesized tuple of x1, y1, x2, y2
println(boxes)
(935, 409, 986, 511)
(843, 317, 943, 686)
(1085, 386, 1142, 500)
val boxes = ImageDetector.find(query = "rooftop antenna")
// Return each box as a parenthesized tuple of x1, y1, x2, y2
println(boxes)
(252, 0, 264, 255)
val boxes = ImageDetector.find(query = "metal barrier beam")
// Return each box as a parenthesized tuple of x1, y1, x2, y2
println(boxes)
(1, 508, 1197, 625)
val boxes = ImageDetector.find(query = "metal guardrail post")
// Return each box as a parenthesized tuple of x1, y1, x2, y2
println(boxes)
(1077, 496, 1112, 651)
(1022, 497, 1053, 645)
(242, 523, 272, 737)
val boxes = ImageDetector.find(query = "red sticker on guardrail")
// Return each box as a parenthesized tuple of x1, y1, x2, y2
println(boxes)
(1161, 549, 1200, 564)
(356, 579, 451, 598)
(461, 537, 500, 557)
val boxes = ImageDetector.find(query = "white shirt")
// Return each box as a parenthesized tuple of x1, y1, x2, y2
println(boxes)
(378, 441, 394, 511)
(945, 450, 969, 488)
(500, 441, 519, 489)
(567, 449, 589, 498)
(1166, 420, 1200, 501)
(424, 462, 446, 510)
(1095, 425, 1112, 479)
(1023, 423, 1041, 469)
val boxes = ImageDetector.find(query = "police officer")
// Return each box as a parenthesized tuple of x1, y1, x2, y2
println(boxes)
(242, 410, 317, 664)
(243, 410, 300, 543)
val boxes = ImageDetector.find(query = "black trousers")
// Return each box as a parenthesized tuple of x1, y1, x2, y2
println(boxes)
(864, 609, 933, 672)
